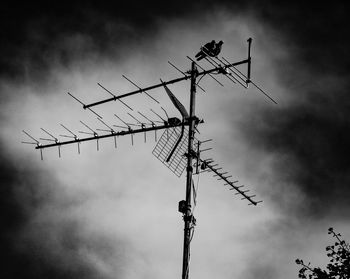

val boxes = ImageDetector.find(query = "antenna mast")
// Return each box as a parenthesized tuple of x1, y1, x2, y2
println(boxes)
(182, 62, 197, 279)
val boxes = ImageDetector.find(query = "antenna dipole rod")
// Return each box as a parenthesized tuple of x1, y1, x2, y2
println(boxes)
(247, 38, 252, 83)
(122, 75, 160, 104)
(68, 92, 103, 118)
(97, 83, 134, 111)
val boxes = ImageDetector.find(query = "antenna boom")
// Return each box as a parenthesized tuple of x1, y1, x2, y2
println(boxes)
(35, 122, 188, 150)
(84, 59, 249, 109)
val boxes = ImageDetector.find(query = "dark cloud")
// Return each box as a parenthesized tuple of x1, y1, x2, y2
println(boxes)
(241, 84, 350, 218)
(2, 1, 349, 84)
(253, 2, 350, 76)
(0, 149, 132, 278)
(0, 150, 81, 278)
(0, 1, 297, 81)
(0, 0, 236, 80)
(0, 139, 131, 279)
(237, 2, 350, 219)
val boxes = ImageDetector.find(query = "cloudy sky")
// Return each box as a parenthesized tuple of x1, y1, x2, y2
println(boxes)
(1, 1, 350, 279)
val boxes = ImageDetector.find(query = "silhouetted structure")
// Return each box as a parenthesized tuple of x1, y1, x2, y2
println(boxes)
(22, 38, 276, 279)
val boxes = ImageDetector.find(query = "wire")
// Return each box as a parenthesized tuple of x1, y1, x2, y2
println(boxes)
(196, 74, 206, 85)
(189, 171, 200, 244)
(192, 171, 201, 214)
(189, 226, 195, 243)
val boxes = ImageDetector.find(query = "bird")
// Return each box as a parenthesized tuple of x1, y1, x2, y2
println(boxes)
(195, 40, 224, 61)
(195, 40, 215, 61)
(211, 40, 223, 57)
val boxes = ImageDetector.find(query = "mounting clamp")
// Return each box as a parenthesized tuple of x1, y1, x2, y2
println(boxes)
(178, 200, 187, 214)
(183, 215, 196, 226)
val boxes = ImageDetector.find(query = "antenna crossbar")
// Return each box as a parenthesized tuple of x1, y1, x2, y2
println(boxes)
(35, 122, 188, 150)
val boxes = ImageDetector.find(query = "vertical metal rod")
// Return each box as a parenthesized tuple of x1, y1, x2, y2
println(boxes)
(182, 61, 197, 279)
(247, 38, 252, 83)
(196, 142, 200, 174)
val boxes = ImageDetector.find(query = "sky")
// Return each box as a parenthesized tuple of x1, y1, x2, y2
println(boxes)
(1, 1, 350, 279)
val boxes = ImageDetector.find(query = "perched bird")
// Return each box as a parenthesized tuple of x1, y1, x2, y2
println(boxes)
(211, 40, 223, 57)
(195, 40, 215, 61)
(195, 40, 224, 61)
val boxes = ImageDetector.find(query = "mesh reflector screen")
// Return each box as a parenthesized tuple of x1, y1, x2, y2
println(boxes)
(152, 126, 189, 177)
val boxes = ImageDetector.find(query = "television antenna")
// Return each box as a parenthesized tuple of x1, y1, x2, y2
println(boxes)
(22, 38, 276, 279)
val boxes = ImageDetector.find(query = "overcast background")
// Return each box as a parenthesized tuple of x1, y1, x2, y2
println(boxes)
(1, 1, 350, 279)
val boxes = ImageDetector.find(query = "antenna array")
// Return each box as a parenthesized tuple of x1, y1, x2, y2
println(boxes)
(22, 38, 276, 279)
(199, 157, 262, 206)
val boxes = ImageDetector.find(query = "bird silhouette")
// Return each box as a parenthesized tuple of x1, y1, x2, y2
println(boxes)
(195, 40, 223, 61)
